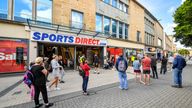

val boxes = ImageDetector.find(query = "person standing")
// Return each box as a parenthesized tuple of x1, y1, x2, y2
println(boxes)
(132, 57, 142, 82)
(80, 59, 90, 95)
(44, 57, 50, 82)
(31, 57, 53, 108)
(151, 55, 158, 79)
(168, 55, 174, 71)
(58, 55, 65, 83)
(47, 55, 62, 90)
(93, 54, 99, 74)
(172, 53, 186, 88)
(141, 54, 151, 85)
(115, 53, 128, 90)
(160, 56, 168, 74)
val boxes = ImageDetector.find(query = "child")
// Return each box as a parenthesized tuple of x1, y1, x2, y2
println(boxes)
(24, 62, 35, 101)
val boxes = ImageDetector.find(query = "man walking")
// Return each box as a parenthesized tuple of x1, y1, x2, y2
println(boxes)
(168, 55, 174, 71)
(151, 55, 158, 79)
(172, 53, 186, 88)
(115, 53, 128, 90)
(160, 56, 168, 74)
(141, 54, 151, 85)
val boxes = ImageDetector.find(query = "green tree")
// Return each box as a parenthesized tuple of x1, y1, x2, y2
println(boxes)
(173, 0, 192, 47)
(178, 49, 190, 56)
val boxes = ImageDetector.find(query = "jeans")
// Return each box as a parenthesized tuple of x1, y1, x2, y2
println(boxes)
(173, 68, 182, 86)
(34, 84, 48, 105)
(160, 65, 167, 74)
(82, 76, 89, 92)
(118, 72, 128, 89)
(151, 66, 158, 79)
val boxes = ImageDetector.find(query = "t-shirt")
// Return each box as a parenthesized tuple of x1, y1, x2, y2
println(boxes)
(168, 56, 174, 63)
(31, 65, 46, 85)
(94, 56, 99, 63)
(142, 57, 151, 70)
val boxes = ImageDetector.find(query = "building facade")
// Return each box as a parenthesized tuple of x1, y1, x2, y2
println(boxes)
(0, 0, 164, 73)
(163, 33, 173, 57)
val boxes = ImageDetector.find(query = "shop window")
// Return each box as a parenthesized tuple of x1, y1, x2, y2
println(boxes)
(71, 10, 84, 29)
(0, 0, 8, 19)
(37, 0, 52, 22)
(119, 22, 123, 39)
(112, 0, 117, 8)
(14, 0, 32, 22)
(0, 39, 28, 73)
(104, 16, 110, 36)
(96, 14, 102, 32)
(112, 19, 117, 38)
(125, 24, 128, 39)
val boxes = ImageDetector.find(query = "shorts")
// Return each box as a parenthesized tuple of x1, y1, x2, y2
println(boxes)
(143, 70, 150, 74)
(134, 70, 141, 73)
(52, 69, 60, 77)
(94, 63, 99, 67)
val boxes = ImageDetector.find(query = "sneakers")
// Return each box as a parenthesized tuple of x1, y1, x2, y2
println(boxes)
(54, 87, 61, 90)
(34, 103, 43, 108)
(45, 103, 54, 108)
(60, 81, 65, 83)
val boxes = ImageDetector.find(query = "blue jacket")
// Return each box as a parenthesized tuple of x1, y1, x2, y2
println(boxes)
(115, 56, 128, 72)
(172, 55, 186, 70)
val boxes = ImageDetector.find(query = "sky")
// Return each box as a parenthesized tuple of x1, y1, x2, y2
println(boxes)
(137, 0, 189, 49)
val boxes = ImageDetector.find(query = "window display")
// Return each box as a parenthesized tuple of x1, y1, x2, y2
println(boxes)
(0, 39, 28, 73)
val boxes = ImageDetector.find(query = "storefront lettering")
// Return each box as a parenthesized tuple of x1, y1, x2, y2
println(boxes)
(0, 52, 16, 60)
(32, 31, 106, 46)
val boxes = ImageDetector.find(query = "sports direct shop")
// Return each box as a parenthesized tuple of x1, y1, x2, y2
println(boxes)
(31, 31, 107, 46)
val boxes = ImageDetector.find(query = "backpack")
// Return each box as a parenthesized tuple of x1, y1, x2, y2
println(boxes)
(78, 66, 85, 76)
(23, 70, 34, 86)
(118, 59, 126, 72)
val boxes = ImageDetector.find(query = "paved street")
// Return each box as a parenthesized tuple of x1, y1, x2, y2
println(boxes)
(4, 65, 192, 108)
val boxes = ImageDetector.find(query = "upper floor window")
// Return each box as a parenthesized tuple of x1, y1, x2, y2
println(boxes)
(96, 14, 102, 32)
(119, 22, 123, 39)
(112, 0, 117, 8)
(125, 24, 128, 39)
(0, 0, 8, 19)
(103, 0, 110, 4)
(104, 17, 110, 35)
(71, 11, 83, 29)
(37, 0, 52, 23)
(14, 0, 32, 22)
(123, 4, 128, 13)
(158, 38, 162, 47)
(119, 1, 123, 11)
(112, 19, 117, 38)
(137, 31, 141, 42)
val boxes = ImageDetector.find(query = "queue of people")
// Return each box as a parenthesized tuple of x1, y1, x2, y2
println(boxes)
(24, 52, 186, 108)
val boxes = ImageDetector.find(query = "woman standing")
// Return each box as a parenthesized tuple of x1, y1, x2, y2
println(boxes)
(80, 59, 90, 95)
(47, 55, 61, 90)
(31, 57, 53, 108)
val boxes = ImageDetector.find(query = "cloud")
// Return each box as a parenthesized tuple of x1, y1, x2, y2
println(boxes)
(37, 8, 52, 22)
(20, 10, 32, 18)
(168, 6, 175, 14)
(181, 0, 186, 4)
(164, 23, 177, 35)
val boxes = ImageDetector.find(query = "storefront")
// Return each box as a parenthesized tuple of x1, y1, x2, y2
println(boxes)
(0, 38, 28, 73)
(106, 39, 145, 65)
(30, 31, 107, 69)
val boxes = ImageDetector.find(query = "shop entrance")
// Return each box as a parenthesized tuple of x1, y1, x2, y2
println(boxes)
(38, 43, 104, 70)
